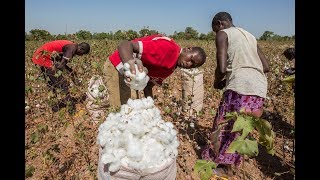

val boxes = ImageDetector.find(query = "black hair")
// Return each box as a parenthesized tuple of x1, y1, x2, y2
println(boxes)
(283, 47, 295, 60)
(193, 47, 207, 66)
(79, 42, 90, 54)
(212, 11, 233, 28)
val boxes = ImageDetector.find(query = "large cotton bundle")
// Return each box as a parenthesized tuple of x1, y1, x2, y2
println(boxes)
(97, 97, 179, 180)
(181, 68, 204, 113)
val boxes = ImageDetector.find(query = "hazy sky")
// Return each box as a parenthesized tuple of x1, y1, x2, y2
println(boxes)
(25, 0, 295, 38)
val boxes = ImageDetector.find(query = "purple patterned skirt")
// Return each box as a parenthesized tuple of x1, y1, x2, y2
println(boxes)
(201, 89, 265, 166)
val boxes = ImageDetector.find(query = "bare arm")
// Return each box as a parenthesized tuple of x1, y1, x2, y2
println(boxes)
(213, 31, 228, 89)
(117, 40, 143, 74)
(57, 44, 80, 85)
(55, 44, 76, 70)
(257, 45, 270, 73)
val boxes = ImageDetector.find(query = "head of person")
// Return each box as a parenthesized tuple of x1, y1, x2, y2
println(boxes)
(76, 42, 90, 56)
(177, 47, 207, 69)
(283, 47, 295, 61)
(211, 11, 234, 33)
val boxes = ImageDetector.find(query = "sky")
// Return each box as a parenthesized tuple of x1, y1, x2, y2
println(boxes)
(25, 0, 295, 38)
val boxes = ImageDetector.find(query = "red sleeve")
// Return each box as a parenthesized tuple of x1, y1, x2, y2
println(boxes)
(108, 50, 122, 67)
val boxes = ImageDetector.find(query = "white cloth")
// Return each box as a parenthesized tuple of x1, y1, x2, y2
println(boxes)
(221, 27, 268, 98)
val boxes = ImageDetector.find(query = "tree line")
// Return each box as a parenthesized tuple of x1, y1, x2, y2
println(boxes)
(25, 27, 294, 41)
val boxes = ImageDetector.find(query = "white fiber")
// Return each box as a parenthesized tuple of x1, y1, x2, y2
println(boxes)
(123, 63, 150, 91)
(97, 97, 179, 172)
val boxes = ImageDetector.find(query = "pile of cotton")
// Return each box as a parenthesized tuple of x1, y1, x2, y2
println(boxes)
(97, 97, 179, 172)
(123, 62, 150, 91)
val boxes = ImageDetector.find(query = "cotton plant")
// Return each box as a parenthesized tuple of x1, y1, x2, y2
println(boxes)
(123, 62, 150, 91)
(97, 97, 180, 172)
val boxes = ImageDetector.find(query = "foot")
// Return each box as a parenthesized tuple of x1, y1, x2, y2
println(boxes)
(213, 165, 235, 177)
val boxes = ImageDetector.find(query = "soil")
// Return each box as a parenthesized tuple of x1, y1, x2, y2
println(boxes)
(25, 40, 295, 180)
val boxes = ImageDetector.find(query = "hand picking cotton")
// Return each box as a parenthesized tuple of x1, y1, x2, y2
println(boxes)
(123, 62, 150, 91)
(97, 97, 179, 173)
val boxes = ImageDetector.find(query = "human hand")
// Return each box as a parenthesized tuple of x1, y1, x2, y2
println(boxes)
(124, 58, 147, 82)
(213, 79, 226, 90)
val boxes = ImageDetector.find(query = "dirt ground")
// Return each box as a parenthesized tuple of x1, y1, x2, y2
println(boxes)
(25, 40, 295, 180)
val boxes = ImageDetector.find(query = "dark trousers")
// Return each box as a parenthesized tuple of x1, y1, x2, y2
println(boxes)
(40, 66, 69, 94)
(40, 66, 74, 112)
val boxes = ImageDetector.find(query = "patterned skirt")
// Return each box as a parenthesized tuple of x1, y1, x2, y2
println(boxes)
(201, 89, 265, 166)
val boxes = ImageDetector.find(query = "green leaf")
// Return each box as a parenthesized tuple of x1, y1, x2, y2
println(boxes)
(25, 86, 33, 93)
(25, 165, 35, 178)
(254, 119, 275, 155)
(164, 106, 171, 114)
(282, 75, 295, 83)
(194, 159, 217, 180)
(54, 70, 63, 77)
(98, 85, 105, 92)
(226, 139, 258, 157)
(209, 109, 216, 115)
(225, 112, 237, 121)
(30, 132, 39, 144)
(231, 115, 255, 140)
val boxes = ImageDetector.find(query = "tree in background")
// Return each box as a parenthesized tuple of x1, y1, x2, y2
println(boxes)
(28, 29, 54, 41)
(25, 28, 294, 41)
(139, 27, 160, 37)
(75, 30, 92, 40)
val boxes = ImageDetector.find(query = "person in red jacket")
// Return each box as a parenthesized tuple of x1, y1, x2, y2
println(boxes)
(104, 34, 207, 107)
(32, 40, 90, 114)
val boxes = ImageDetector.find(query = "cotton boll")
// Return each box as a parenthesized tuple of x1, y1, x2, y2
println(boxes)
(126, 99, 134, 108)
(126, 137, 143, 162)
(170, 148, 178, 158)
(113, 148, 126, 160)
(105, 137, 116, 147)
(123, 63, 131, 70)
(143, 139, 164, 156)
(124, 70, 133, 78)
(123, 64, 150, 91)
(109, 160, 121, 172)
(97, 131, 112, 147)
(164, 148, 172, 158)
(165, 122, 174, 129)
(120, 104, 132, 115)
(120, 156, 129, 167)
(101, 153, 116, 164)
(171, 139, 180, 149)
(169, 129, 177, 136)
(117, 123, 126, 131)
(128, 160, 142, 170)
(135, 70, 146, 81)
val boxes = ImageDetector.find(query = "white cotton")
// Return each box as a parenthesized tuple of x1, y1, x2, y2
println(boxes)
(109, 160, 121, 172)
(101, 153, 115, 164)
(123, 63, 150, 91)
(126, 137, 143, 162)
(113, 148, 126, 159)
(165, 122, 174, 129)
(123, 63, 131, 70)
(97, 97, 180, 171)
